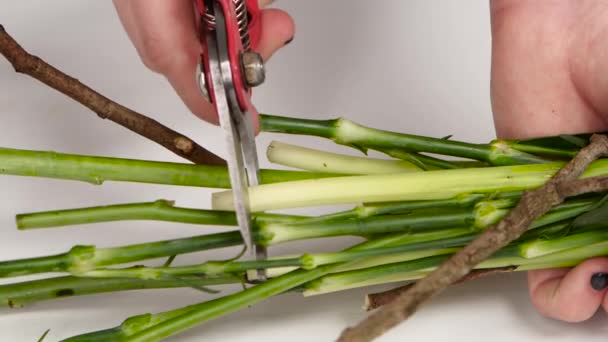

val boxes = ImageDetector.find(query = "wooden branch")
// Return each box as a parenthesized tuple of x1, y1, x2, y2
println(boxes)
(363, 266, 517, 311)
(0, 24, 225, 166)
(338, 134, 608, 342)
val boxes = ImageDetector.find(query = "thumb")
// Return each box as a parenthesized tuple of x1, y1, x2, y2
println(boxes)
(527, 258, 608, 322)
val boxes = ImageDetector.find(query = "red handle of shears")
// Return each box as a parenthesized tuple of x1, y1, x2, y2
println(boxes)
(195, 0, 261, 119)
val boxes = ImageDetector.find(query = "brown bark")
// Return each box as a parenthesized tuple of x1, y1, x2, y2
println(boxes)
(363, 266, 517, 311)
(0, 24, 224, 166)
(338, 134, 608, 342)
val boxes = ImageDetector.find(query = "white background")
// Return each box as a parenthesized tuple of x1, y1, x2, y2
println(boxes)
(0, 1, 607, 341)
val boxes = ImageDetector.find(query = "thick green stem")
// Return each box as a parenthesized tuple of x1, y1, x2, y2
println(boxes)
(259, 114, 548, 165)
(0, 275, 241, 308)
(0, 232, 242, 278)
(0, 147, 338, 189)
(212, 160, 608, 212)
(16, 200, 305, 230)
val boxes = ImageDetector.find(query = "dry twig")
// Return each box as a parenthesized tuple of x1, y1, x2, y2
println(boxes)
(0, 24, 224, 166)
(364, 266, 517, 311)
(338, 134, 608, 342)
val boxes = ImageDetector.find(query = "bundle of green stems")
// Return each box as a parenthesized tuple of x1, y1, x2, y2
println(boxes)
(1, 114, 607, 341)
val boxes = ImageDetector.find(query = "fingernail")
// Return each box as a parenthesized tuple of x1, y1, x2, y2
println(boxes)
(284, 36, 294, 46)
(590, 273, 608, 291)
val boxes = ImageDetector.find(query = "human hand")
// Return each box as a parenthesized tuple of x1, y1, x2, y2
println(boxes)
(490, 0, 608, 322)
(112, 0, 294, 127)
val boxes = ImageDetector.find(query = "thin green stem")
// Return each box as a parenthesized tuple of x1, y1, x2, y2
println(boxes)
(62, 215, 447, 341)
(257, 211, 474, 245)
(16, 200, 305, 230)
(259, 114, 548, 165)
(295, 193, 492, 224)
(377, 148, 463, 170)
(78, 228, 473, 281)
(0, 232, 242, 278)
(255, 196, 595, 245)
(83, 258, 303, 280)
(0, 147, 338, 189)
(0, 275, 241, 308)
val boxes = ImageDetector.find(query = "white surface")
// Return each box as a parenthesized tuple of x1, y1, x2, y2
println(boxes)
(0, 1, 606, 341)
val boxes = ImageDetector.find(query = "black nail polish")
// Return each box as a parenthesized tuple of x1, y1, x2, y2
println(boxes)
(590, 273, 608, 290)
(284, 37, 294, 46)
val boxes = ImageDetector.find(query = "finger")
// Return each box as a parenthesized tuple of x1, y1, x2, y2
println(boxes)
(116, 0, 217, 123)
(112, 0, 141, 46)
(113, 0, 294, 125)
(165, 7, 294, 125)
(528, 258, 608, 322)
(255, 9, 295, 61)
(126, 0, 200, 74)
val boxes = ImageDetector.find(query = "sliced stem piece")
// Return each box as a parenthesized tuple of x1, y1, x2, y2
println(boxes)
(212, 160, 608, 212)
(266, 140, 421, 174)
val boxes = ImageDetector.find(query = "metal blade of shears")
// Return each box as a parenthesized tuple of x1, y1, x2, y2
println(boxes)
(201, 0, 266, 281)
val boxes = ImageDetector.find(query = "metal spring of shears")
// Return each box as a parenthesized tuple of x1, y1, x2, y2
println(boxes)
(203, 0, 251, 50)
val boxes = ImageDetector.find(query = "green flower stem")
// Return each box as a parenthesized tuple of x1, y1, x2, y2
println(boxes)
(0, 275, 241, 308)
(50, 195, 602, 341)
(105, 221, 463, 342)
(258, 212, 474, 246)
(507, 143, 577, 158)
(63, 213, 457, 341)
(62, 266, 335, 342)
(259, 114, 548, 165)
(0, 147, 338, 189)
(4, 196, 595, 279)
(377, 148, 464, 170)
(303, 255, 449, 295)
(79, 228, 473, 281)
(266, 141, 422, 174)
(296, 193, 493, 224)
(82, 258, 303, 280)
(521, 230, 608, 258)
(303, 233, 608, 296)
(256, 197, 595, 245)
(0, 232, 242, 278)
(68, 216, 561, 341)
(16, 200, 305, 230)
(212, 159, 608, 212)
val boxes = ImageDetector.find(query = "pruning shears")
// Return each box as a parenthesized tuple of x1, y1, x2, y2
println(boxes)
(193, 0, 267, 281)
